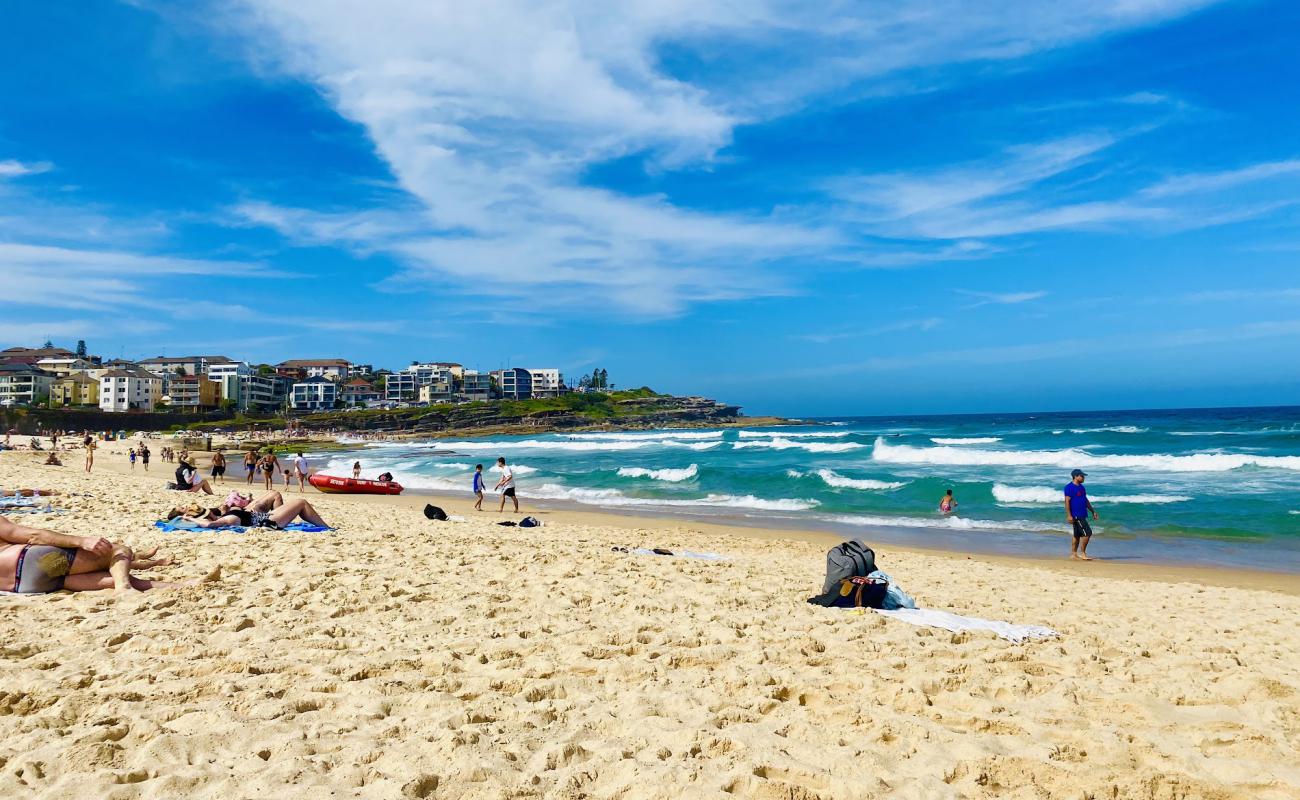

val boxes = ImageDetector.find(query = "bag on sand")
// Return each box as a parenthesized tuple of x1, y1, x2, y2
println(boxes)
(830, 575, 889, 609)
(423, 504, 448, 521)
(519, 516, 541, 528)
(808, 540, 879, 607)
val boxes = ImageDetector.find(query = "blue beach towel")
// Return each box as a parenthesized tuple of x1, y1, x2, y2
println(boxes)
(154, 520, 332, 534)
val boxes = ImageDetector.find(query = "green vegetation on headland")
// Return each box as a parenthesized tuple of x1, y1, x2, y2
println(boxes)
(2, 389, 788, 438)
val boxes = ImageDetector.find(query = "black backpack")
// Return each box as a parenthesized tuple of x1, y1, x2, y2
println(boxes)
(423, 504, 448, 521)
(808, 540, 882, 607)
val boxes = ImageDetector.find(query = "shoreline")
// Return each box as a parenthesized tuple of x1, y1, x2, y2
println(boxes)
(54, 439, 1300, 596)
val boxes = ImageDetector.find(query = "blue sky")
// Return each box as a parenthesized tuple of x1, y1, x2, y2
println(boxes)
(2, 0, 1299, 416)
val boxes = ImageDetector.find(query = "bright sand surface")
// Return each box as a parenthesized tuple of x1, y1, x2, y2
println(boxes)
(3, 440, 1300, 799)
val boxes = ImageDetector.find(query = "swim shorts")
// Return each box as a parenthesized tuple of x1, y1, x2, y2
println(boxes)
(503, 487, 516, 497)
(1071, 517, 1094, 538)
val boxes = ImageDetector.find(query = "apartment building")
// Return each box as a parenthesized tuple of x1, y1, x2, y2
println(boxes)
(493, 368, 532, 400)
(35, 357, 94, 378)
(168, 375, 222, 410)
(460, 369, 491, 401)
(98, 368, 163, 412)
(50, 372, 100, 407)
(290, 377, 338, 411)
(277, 359, 351, 381)
(138, 355, 233, 377)
(526, 368, 564, 398)
(341, 379, 381, 407)
(386, 363, 454, 402)
(0, 364, 54, 406)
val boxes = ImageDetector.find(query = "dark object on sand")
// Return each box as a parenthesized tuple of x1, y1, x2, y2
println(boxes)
(808, 540, 881, 607)
(423, 504, 448, 521)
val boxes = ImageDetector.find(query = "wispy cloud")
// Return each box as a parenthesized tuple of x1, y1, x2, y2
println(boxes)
(1140, 159, 1300, 198)
(0, 159, 53, 178)
(959, 289, 1048, 308)
(795, 316, 943, 343)
(211, 0, 1224, 315)
(0, 244, 273, 311)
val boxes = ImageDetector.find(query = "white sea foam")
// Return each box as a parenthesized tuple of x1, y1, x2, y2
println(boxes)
(1067, 426, 1147, 434)
(930, 437, 1002, 445)
(567, 430, 723, 441)
(991, 484, 1192, 504)
(617, 464, 698, 482)
(533, 483, 818, 511)
(432, 438, 707, 452)
(827, 513, 1067, 533)
(787, 469, 905, 490)
(737, 430, 853, 439)
(733, 438, 866, 453)
(872, 437, 1300, 473)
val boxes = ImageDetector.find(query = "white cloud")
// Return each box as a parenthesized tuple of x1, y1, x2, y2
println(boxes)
(1141, 159, 1300, 198)
(215, 0, 1223, 314)
(959, 289, 1048, 307)
(0, 244, 271, 311)
(0, 159, 53, 178)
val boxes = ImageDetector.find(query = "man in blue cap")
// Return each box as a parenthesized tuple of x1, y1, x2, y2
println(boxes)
(1064, 469, 1099, 560)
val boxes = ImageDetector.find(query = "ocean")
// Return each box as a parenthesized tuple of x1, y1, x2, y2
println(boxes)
(321, 406, 1300, 573)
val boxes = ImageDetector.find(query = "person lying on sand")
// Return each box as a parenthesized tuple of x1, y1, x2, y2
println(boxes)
(0, 516, 219, 593)
(174, 496, 331, 530)
(164, 490, 287, 523)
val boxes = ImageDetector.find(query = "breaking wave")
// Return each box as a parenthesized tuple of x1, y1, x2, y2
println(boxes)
(617, 464, 699, 482)
(930, 437, 1002, 445)
(826, 514, 1067, 534)
(991, 484, 1192, 504)
(737, 430, 853, 439)
(532, 484, 818, 511)
(872, 438, 1300, 473)
(733, 438, 865, 453)
(787, 469, 905, 490)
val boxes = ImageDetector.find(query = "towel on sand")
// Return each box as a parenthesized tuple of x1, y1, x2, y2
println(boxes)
(154, 520, 332, 533)
(872, 607, 1057, 643)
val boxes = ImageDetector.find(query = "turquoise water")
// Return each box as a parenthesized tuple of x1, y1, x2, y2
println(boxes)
(322, 406, 1300, 572)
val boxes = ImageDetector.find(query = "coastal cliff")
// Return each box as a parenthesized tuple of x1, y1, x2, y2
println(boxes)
(3, 389, 787, 437)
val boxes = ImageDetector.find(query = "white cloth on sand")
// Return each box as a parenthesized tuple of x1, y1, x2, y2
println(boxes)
(873, 607, 1057, 643)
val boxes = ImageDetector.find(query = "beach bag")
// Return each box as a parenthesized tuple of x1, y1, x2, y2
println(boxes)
(821, 540, 876, 594)
(423, 504, 448, 521)
(808, 540, 878, 607)
(519, 516, 541, 528)
(831, 575, 889, 609)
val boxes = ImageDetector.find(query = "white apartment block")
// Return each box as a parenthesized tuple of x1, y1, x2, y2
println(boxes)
(98, 369, 163, 412)
(0, 365, 54, 406)
(290, 377, 338, 411)
(526, 368, 564, 398)
(386, 363, 454, 402)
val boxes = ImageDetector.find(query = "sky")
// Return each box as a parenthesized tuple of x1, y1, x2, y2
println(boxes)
(1, 0, 1298, 417)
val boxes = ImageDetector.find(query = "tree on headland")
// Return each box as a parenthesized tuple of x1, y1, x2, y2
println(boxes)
(42, 339, 53, 349)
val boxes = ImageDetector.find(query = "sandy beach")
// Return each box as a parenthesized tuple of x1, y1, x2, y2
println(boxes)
(2, 440, 1299, 799)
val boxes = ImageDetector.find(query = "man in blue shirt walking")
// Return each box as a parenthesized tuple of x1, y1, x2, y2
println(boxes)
(1064, 469, 1099, 560)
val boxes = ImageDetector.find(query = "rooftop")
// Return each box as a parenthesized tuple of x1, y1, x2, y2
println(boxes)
(279, 359, 351, 368)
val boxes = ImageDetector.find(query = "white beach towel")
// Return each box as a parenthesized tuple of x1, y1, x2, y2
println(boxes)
(873, 607, 1057, 643)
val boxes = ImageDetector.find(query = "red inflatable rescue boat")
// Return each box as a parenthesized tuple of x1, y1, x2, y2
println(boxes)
(308, 474, 403, 495)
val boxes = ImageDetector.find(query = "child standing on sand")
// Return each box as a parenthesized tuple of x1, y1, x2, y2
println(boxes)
(129, 448, 137, 470)
(473, 464, 485, 510)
